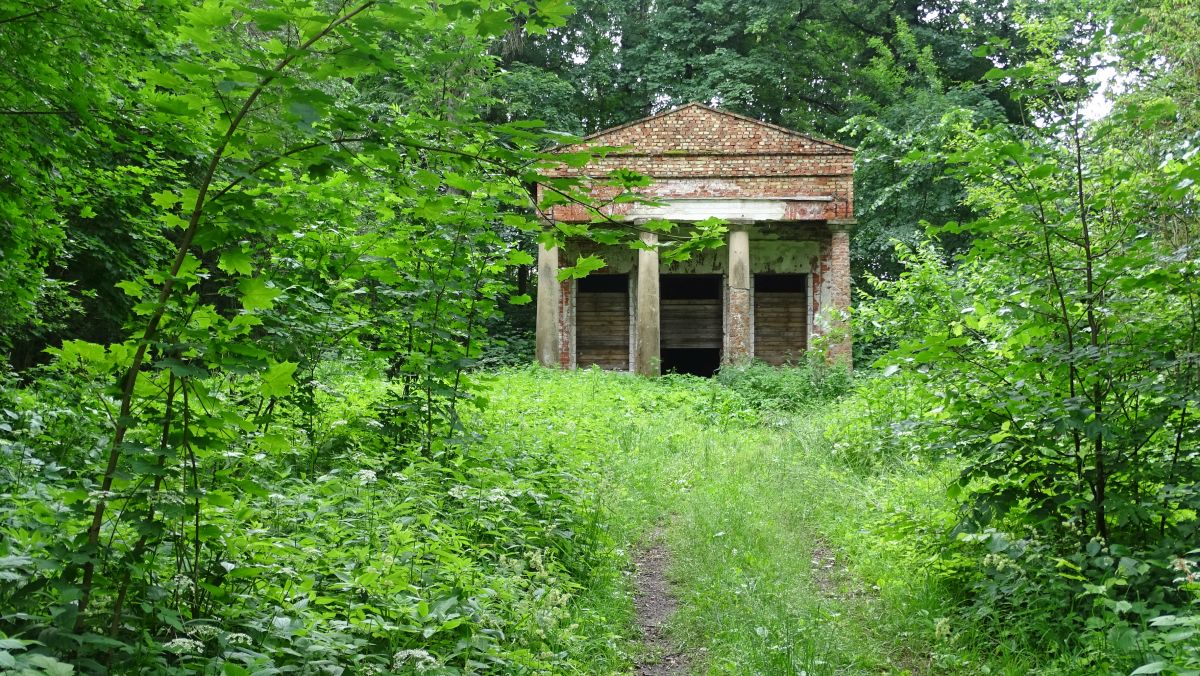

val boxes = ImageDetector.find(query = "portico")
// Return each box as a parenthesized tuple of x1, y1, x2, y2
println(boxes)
(535, 103, 855, 376)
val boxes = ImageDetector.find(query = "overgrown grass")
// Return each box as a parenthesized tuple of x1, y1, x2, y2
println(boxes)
(479, 366, 1043, 674)
(3, 363, 1161, 672)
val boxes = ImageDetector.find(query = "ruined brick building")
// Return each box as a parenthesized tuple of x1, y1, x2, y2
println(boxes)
(535, 103, 855, 376)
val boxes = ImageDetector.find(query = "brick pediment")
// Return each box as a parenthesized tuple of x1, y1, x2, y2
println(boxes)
(567, 102, 853, 156)
(541, 102, 856, 222)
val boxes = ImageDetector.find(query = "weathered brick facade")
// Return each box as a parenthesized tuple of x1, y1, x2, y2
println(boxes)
(540, 103, 854, 222)
(534, 103, 855, 374)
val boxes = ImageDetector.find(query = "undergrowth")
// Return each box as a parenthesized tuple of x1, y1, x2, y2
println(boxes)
(4, 362, 1193, 673)
(0, 363, 628, 674)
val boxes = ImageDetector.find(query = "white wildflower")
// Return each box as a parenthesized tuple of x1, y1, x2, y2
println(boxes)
(355, 469, 378, 484)
(486, 488, 511, 505)
(448, 485, 471, 500)
(225, 632, 253, 646)
(393, 648, 437, 671)
(163, 637, 204, 655)
(188, 624, 221, 640)
(982, 553, 1013, 571)
(934, 617, 951, 639)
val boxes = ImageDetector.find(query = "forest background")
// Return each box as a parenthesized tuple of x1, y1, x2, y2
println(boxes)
(0, 0, 1198, 673)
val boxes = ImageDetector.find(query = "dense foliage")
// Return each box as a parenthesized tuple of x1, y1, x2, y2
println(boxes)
(0, 0, 722, 670)
(2, 0, 1198, 673)
(848, 6, 1200, 672)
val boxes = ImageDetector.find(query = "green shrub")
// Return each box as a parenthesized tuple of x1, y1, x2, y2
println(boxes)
(716, 357, 852, 413)
(822, 372, 935, 473)
(0, 366, 627, 673)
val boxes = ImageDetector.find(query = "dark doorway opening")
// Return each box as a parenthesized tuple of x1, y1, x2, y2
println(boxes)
(662, 348, 721, 377)
(660, 274, 723, 377)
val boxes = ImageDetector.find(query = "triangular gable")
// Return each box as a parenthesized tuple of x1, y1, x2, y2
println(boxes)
(569, 102, 853, 155)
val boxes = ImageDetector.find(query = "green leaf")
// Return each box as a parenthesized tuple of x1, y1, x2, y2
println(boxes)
(25, 654, 73, 676)
(556, 254, 606, 281)
(287, 100, 320, 130)
(1132, 662, 1167, 675)
(505, 250, 534, 266)
(155, 358, 210, 378)
(116, 280, 145, 298)
(205, 491, 236, 507)
(219, 248, 254, 276)
(151, 191, 181, 209)
(476, 9, 511, 36)
(445, 173, 483, 192)
(260, 361, 298, 397)
(508, 294, 531, 305)
(556, 152, 592, 168)
(238, 277, 282, 311)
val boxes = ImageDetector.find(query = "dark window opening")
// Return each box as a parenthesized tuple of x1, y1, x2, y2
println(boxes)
(578, 274, 628, 293)
(661, 274, 722, 299)
(662, 348, 721, 377)
(755, 273, 807, 293)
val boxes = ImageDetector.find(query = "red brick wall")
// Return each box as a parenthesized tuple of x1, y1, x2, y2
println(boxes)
(562, 103, 851, 155)
(538, 103, 854, 223)
(557, 278, 573, 369)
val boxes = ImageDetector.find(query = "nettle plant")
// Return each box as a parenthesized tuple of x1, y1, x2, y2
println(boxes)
(880, 6, 1199, 630)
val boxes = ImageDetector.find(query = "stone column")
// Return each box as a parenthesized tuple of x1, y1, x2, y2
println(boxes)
(535, 242, 560, 367)
(634, 231, 660, 376)
(725, 226, 752, 364)
(827, 219, 854, 366)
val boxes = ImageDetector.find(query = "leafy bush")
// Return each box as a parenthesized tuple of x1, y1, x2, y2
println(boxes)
(716, 357, 852, 414)
(822, 372, 935, 473)
(835, 13, 1200, 671)
(0, 365, 626, 673)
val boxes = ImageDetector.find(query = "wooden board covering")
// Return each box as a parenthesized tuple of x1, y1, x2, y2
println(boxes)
(661, 275, 722, 350)
(576, 275, 629, 369)
(661, 299, 722, 348)
(754, 274, 807, 365)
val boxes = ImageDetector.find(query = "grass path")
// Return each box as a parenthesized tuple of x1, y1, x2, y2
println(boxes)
(632, 527, 691, 674)
(481, 369, 974, 674)
(607, 411, 923, 674)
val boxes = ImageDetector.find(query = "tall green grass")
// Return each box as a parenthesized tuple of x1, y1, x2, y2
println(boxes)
(479, 366, 1039, 674)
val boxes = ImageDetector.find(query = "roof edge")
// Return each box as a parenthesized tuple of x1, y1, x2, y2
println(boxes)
(575, 102, 855, 153)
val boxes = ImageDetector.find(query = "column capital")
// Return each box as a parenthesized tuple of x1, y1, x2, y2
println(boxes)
(827, 218, 856, 232)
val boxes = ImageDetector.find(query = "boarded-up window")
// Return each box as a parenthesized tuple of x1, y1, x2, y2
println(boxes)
(576, 274, 629, 369)
(754, 274, 807, 365)
(661, 274, 722, 376)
